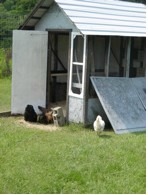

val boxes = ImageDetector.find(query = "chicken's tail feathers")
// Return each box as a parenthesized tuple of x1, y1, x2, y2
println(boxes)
(38, 106, 47, 114)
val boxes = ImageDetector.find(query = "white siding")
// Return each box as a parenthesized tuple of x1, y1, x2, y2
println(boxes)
(55, 0, 146, 37)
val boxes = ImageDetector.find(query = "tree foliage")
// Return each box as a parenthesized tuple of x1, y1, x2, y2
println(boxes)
(0, 0, 39, 48)
(0, 0, 39, 77)
(1, 0, 39, 15)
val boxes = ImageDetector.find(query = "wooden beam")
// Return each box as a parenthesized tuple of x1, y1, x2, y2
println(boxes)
(82, 35, 88, 125)
(52, 34, 58, 102)
(119, 37, 124, 77)
(46, 33, 52, 108)
(39, 6, 49, 9)
(66, 33, 72, 122)
(46, 29, 72, 33)
(31, 16, 41, 20)
(105, 36, 111, 77)
(125, 37, 131, 77)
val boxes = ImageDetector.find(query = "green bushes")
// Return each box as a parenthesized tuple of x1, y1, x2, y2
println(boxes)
(0, 78, 11, 112)
(0, 48, 12, 78)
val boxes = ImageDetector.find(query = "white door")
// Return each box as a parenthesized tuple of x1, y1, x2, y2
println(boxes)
(11, 30, 48, 114)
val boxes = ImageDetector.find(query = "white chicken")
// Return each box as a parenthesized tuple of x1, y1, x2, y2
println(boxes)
(93, 115, 105, 135)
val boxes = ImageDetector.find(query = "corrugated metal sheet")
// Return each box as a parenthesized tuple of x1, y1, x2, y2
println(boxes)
(56, 0, 146, 37)
(20, 0, 146, 37)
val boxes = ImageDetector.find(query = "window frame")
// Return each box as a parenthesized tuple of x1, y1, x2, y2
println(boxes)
(69, 32, 87, 98)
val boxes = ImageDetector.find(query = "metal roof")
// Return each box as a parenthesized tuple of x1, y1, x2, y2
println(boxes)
(20, 0, 146, 37)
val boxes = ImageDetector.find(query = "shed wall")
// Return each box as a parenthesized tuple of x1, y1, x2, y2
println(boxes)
(68, 96, 83, 123)
(35, 2, 79, 32)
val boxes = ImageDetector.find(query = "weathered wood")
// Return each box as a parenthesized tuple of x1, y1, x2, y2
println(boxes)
(125, 37, 131, 77)
(119, 37, 124, 76)
(46, 33, 52, 108)
(82, 35, 88, 125)
(52, 34, 58, 102)
(66, 33, 71, 122)
(105, 36, 111, 77)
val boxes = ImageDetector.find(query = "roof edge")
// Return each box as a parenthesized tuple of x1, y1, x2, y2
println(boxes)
(19, 0, 54, 30)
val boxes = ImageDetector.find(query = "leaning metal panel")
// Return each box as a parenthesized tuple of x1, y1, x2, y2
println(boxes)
(90, 77, 146, 134)
(131, 77, 146, 110)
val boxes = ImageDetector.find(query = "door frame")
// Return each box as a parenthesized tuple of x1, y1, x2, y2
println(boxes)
(45, 29, 72, 121)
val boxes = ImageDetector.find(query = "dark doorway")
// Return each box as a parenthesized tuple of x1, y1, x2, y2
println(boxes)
(46, 30, 71, 117)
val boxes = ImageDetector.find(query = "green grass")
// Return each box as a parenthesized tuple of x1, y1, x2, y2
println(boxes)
(0, 78, 11, 112)
(0, 117, 146, 194)
(0, 78, 146, 193)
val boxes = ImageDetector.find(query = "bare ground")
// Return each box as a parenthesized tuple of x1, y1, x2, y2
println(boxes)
(16, 117, 61, 132)
(0, 101, 66, 132)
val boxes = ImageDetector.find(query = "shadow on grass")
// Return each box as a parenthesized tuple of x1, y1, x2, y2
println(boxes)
(132, 131, 146, 136)
(98, 134, 112, 139)
(0, 111, 11, 117)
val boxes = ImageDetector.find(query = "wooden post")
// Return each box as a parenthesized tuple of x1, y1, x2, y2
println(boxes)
(125, 37, 131, 77)
(105, 36, 111, 77)
(130, 37, 134, 77)
(52, 34, 58, 102)
(119, 37, 124, 77)
(66, 32, 72, 123)
(82, 35, 88, 125)
(46, 32, 52, 108)
(89, 36, 95, 73)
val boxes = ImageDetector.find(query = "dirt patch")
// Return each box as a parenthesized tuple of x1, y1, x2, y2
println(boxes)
(16, 117, 61, 132)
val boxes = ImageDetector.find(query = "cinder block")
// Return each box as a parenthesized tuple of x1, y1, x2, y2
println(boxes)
(52, 107, 65, 126)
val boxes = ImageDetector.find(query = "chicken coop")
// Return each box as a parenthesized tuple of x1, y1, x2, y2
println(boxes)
(11, 0, 146, 134)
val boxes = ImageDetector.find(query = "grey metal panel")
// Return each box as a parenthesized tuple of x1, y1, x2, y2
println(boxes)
(90, 77, 146, 134)
(131, 77, 146, 109)
(87, 98, 109, 124)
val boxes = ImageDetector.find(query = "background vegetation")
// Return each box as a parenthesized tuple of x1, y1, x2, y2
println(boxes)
(0, 0, 39, 77)
(0, 78, 11, 111)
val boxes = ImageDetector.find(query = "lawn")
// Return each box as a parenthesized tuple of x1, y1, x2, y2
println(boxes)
(0, 78, 11, 112)
(0, 117, 146, 194)
(0, 78, 146, 193)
